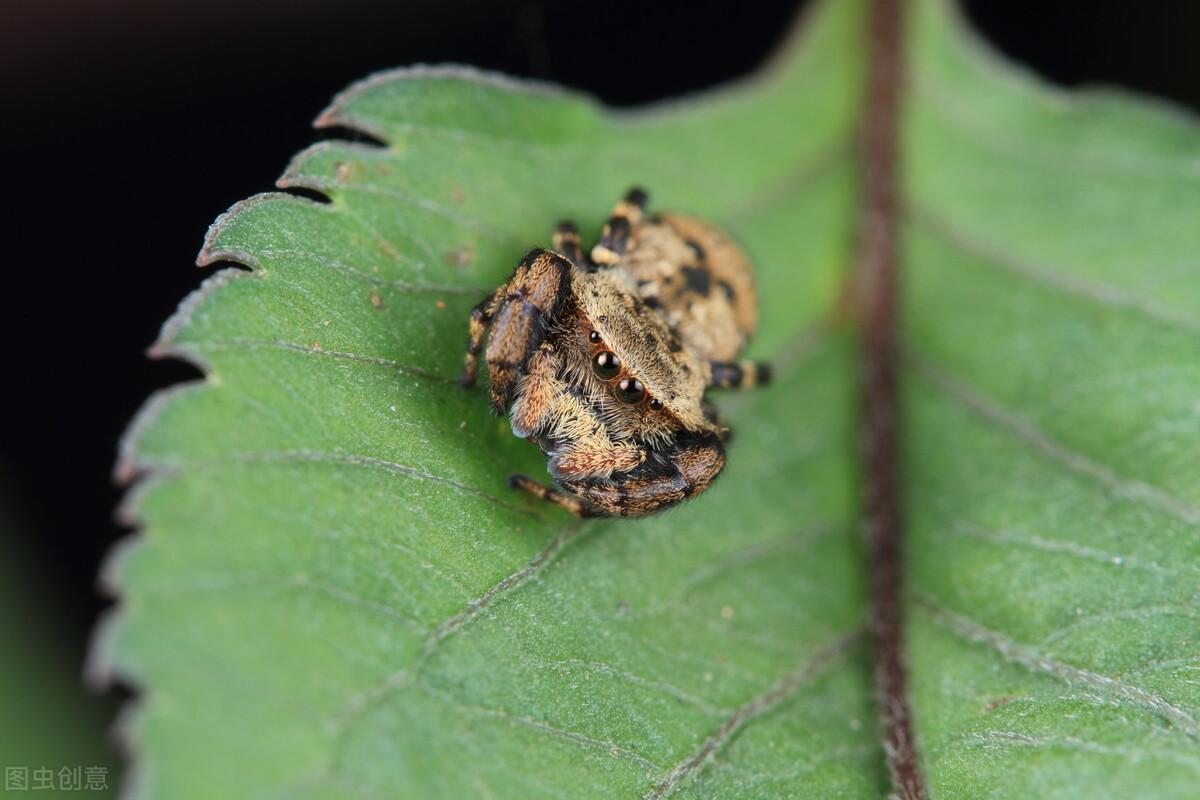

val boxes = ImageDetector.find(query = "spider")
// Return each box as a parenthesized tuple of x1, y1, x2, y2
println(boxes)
(461, 188, 769, 517)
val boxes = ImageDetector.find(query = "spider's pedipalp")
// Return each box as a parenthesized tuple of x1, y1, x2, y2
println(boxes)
(509, 343, 563, 438)
(549, 439, 647, 482)
(562, 429, 725, 517)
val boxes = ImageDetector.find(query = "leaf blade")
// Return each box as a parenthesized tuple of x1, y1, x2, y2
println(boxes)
(102, 2, 882, 797)
(902, 2, 1200, 796)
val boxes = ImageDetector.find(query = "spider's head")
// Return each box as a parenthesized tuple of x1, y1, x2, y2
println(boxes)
(559, 271, 712, 443)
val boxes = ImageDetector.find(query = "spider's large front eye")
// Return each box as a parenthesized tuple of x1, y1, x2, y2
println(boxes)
(617, 378, 645, 404)
(593, 351, 621, 379)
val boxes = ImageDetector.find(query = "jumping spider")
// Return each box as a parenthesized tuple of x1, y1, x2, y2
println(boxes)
(461, 188, 769, 517)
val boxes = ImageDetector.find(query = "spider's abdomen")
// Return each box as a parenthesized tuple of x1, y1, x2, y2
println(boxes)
(618, 213, 758, 364)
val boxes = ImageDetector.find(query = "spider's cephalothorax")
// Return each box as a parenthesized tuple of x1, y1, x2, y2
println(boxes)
(461, 188, 769, 517)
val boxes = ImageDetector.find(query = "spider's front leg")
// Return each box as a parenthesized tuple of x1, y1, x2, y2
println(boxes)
(460, 249, 575, 414)
(562, 429, 726, 517)
(511, 383, 657, 515)
(510, 387, 647, 517)
(506, 474, 603, 518)
(461, 287, 503, 390)
(508, 437, 649, 518)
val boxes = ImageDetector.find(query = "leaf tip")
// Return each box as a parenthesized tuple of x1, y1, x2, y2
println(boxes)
(196, 194, 275, 270)
(313, 63, 578, 142)
(147, 268, 248, 374)
(84, 606, 124, 692)
(113, 380, 206, 487)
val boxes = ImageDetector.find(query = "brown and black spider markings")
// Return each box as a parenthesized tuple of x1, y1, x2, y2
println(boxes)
(461, 188, 770, 517)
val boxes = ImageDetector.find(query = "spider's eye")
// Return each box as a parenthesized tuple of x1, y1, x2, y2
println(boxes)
(593, 351, 621, 379)
(588, 331, 603, 344)
(617, 378, 645, 404)
(649, 398, 663, 411)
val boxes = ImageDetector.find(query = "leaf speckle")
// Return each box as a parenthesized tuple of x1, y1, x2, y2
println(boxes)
(443, 245, 475, 267)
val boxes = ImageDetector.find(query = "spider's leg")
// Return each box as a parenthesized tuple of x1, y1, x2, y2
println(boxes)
(461, 286, 505, 389)
(701, 400, 733, 443)
(564, 429, 725, 517)
(508, 474, 603, 517)
(552, 220, 589, 268)
(484, 249, 574, 413)
(707, 360, 772, 390)
(591, 187, 649, 266)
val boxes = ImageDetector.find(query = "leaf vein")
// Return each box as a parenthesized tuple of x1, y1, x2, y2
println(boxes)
(908, 351, 1200, 527)
(254, 246, 489, 294)
(938, 520, 1193, 578)
(919, 595, 1199, 738)
(199, 450, 538, 517)
(547, 658, 723, 716)
(331, 521, 588, 730)
(959, 730, 1200, 770)
(641, 631, 862, 799)
(189, 338, 455, 383)
(419, 684, 663, 774)
(910, 207, 1200, 334)
(302, 177, 525, 245)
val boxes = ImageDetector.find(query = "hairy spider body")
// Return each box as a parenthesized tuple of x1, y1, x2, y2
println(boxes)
(462, 189, 769, 517)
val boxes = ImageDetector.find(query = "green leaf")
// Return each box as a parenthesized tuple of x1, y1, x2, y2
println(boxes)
(902, 2, 1200, 796)
(97, 0, 1200, 797)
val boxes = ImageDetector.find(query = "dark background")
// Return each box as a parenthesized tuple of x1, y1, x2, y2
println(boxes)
(2, 0, 1198, 770)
